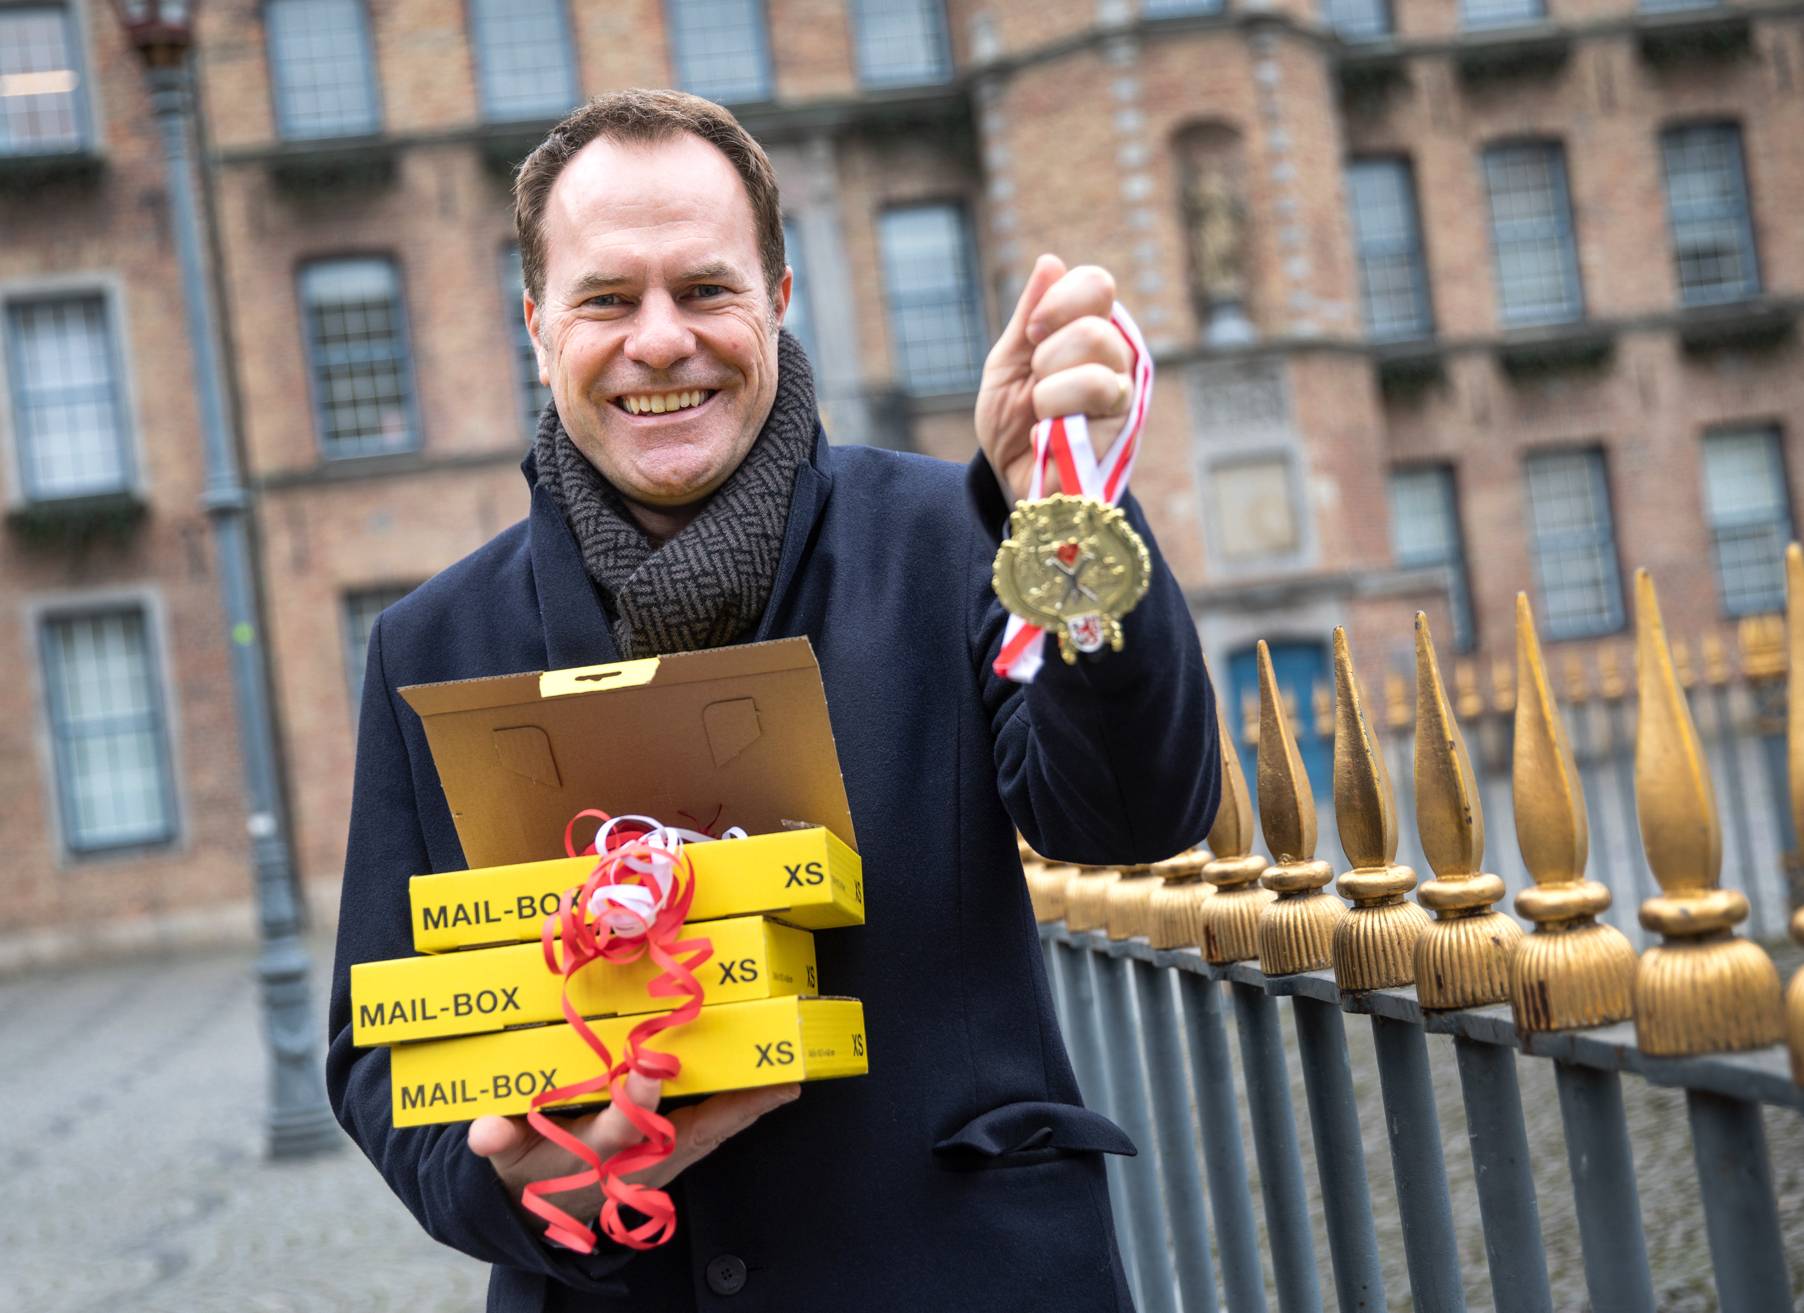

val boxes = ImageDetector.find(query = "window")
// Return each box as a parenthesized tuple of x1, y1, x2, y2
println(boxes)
(1662, 124, 1760, 306)
(266, 0, 380, 140)
(1347, 159, 1433, 341)
(1524, 449, 1624, 639)
(1702, 427, 1791, 617)
(299, 258, 417, 459)
(501, 246, 551, 443)
(1390, 466, 1476, 650)
(470, 0, 577, 123)
(1483, 143, 1582, 328)
(5, 294, 131, 501)
(1144, 0, 1224, 14)
(780, 218, 818, 362)
(40, 608, 176, 853)
(667, 0, 771, 104)
(1641, 0, 1717, 11)
(0, 5, 87, 156)
(1325, 0, 1392, 40)
(878, 204, 986, 395)
(852, 0, 952, 87)
(344, 585, 416, 715)
(1208, 457, 1301, 562)
(1461, 0, 1543, 27)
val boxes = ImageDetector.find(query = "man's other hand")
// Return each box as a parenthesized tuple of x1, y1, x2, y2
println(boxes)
(974, 254, 1135, 504)
(468, 1073, 801, 1225)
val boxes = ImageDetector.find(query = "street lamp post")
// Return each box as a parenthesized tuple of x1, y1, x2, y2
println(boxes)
(109, 0, 340, 1158)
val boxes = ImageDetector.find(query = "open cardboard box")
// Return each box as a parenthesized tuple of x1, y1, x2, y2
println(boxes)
(400, 638, 864, 952)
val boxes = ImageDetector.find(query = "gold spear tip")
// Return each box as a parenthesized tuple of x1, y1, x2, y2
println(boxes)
(1414, 612, 1484, 878)
(1257, 640, 1317, 862)
(1207, 694, 1256, 860)
(1513, 591, 1589, 886)
(1332, 626, 1398, 870)
(1633, 569, 1721, 896)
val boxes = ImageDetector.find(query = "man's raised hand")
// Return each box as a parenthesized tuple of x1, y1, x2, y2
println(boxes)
(973, 254, 1136, 504)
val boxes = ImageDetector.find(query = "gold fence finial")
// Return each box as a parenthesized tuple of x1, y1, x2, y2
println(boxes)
(1105, 858, 1163, 942)
(1633, 569, 1784, 1055)
(1198, 692, 1273, 963)
(1561, 651, 1591, 705)
(1313, 680, 1333, 741)
(1454, 659, 1484, 721)
(1330, 626, 1428, 991)
(1491, 658, 1516, 715)
(1383, 668, 1412, 732)
(1149, 846, 1214, 950)
(1062, 860, 1121, 934)
(1254, 640, 1343, 975)
(1702, 631, 1731, 687)
(1598, 643, 1628, 700)
(1671, 635, 1698, 691)
(1021, 837, 1067, 925)
(1412, 614, 1522, 1009)
(1240, 687, 1260, 751)
(1509, 593, 1637, 1031)
(1740, 612, 1785, 683)
(1784, 545, 1804, 1081)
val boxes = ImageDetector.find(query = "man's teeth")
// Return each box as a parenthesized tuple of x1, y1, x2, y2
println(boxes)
(619, 390, 710, 415)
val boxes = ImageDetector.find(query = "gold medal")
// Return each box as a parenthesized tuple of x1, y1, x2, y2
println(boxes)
(992, 493, 1152, 664)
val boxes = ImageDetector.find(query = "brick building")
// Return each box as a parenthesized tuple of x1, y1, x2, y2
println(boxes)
(1, 0, 1799, 952)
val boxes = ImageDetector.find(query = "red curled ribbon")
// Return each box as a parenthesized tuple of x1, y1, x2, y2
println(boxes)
(517, 809, 715, 1253)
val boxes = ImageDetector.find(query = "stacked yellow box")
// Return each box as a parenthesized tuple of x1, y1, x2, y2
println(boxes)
(354, 832, 870, 1126)
(352, 640, 872, 1129)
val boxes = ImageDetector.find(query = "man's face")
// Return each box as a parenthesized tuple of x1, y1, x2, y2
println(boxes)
(526, 133, 791, 510)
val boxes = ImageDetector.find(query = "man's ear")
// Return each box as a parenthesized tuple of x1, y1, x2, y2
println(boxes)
(524, 291, 550, 386)
(773, 266, 794, 329)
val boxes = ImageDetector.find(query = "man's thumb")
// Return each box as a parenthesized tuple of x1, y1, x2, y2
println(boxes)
(467, 1114, 528, 1159)
(994, 253, 1066, 364)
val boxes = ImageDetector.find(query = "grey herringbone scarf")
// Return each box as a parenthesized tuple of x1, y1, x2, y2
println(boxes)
(532, 330, 816, 658)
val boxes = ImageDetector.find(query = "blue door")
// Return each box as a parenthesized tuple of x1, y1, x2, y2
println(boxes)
(1226, 640, 1332, 801)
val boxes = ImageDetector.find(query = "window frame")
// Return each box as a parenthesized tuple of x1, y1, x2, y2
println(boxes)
(1700, 423, 1793, 619)
(1460, 0, 1546, 29)
(0, 1, 101, 158)
(264, 0, 384, 142)
(1, 277, 140, 505)
(876, 199, 990, 398)
(1660, 121, 1762, 308)
(1482, 139, 1584, 329)
(1388, 463, 1478, 652)
(466, 0, 580, 125)
(499, 242, 551, 445)
(342, 583, 420, 720)
(1523, 445, 1628, 641)
(1323, 0, 1394, 41)
(295, 253, 423, 462)
(850, 0, 954, 89)
(35, 597, 181, 858)
(1346, 156, 1435, 343)
(664, 0, 775, 106)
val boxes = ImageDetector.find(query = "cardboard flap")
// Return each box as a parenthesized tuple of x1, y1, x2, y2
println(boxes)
(399, 637, 856, 867)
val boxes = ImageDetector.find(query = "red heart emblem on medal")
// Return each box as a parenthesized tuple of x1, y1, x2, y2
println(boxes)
(1056, 541, 1080, 566)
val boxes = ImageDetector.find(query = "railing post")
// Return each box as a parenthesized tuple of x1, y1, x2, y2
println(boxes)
(1684, 1088, 1793, 1313)
(1549, 1061, 1656, 1313)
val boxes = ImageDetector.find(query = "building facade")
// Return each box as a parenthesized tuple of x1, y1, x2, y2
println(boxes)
(1, 0, 1799, 951)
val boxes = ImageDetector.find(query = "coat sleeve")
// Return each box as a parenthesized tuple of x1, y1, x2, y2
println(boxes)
(966, 454, 1220, 865)
(324, 617, 638, 1295)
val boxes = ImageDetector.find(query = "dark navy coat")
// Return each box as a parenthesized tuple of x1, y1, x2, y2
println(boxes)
(327, 429, 1219, 1312)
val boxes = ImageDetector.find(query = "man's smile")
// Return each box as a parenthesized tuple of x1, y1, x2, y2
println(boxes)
(610, 388, 720, 417)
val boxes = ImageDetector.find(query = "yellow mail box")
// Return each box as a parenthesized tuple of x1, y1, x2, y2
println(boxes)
(410, 827, 863, 953)
(389, 995, 868, 1127)
(352, 916, 819, 1045)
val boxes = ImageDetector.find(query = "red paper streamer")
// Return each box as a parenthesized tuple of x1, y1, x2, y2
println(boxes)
(517, 810, 715, 1253)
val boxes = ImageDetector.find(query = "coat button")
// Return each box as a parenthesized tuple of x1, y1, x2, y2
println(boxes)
(705, 1254, 748, 1296)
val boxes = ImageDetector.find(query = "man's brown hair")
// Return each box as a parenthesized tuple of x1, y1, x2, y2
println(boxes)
(513, 89, 786, 314)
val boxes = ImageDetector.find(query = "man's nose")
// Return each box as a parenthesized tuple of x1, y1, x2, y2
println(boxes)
(624, 292, 696, 371)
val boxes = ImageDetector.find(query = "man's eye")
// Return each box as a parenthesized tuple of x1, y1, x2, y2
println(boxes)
(584, 294, 621, 308)
(690, 284, 728, 299)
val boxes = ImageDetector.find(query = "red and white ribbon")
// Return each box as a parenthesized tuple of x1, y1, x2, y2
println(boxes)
(993, 303, 1154, 684)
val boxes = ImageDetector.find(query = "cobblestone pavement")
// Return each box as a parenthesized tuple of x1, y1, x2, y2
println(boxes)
(0, 938, 487, 1313)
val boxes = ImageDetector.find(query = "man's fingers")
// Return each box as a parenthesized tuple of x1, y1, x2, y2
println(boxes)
(1029, 314, 1132, 382)
(990, 254, 1067, 368)
(467, 1114, 529, 1161)
(580, 1073, 664, 1157)
(1033, 363, 1131, 423)
(1026, 265, 1116, 349)
(642, 1084, 801, 1186)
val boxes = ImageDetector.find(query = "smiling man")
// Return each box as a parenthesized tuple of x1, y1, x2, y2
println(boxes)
(328, 90, 1219, 1312)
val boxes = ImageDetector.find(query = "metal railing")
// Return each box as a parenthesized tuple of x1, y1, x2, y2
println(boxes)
(1027, 557, 1804, 1313)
